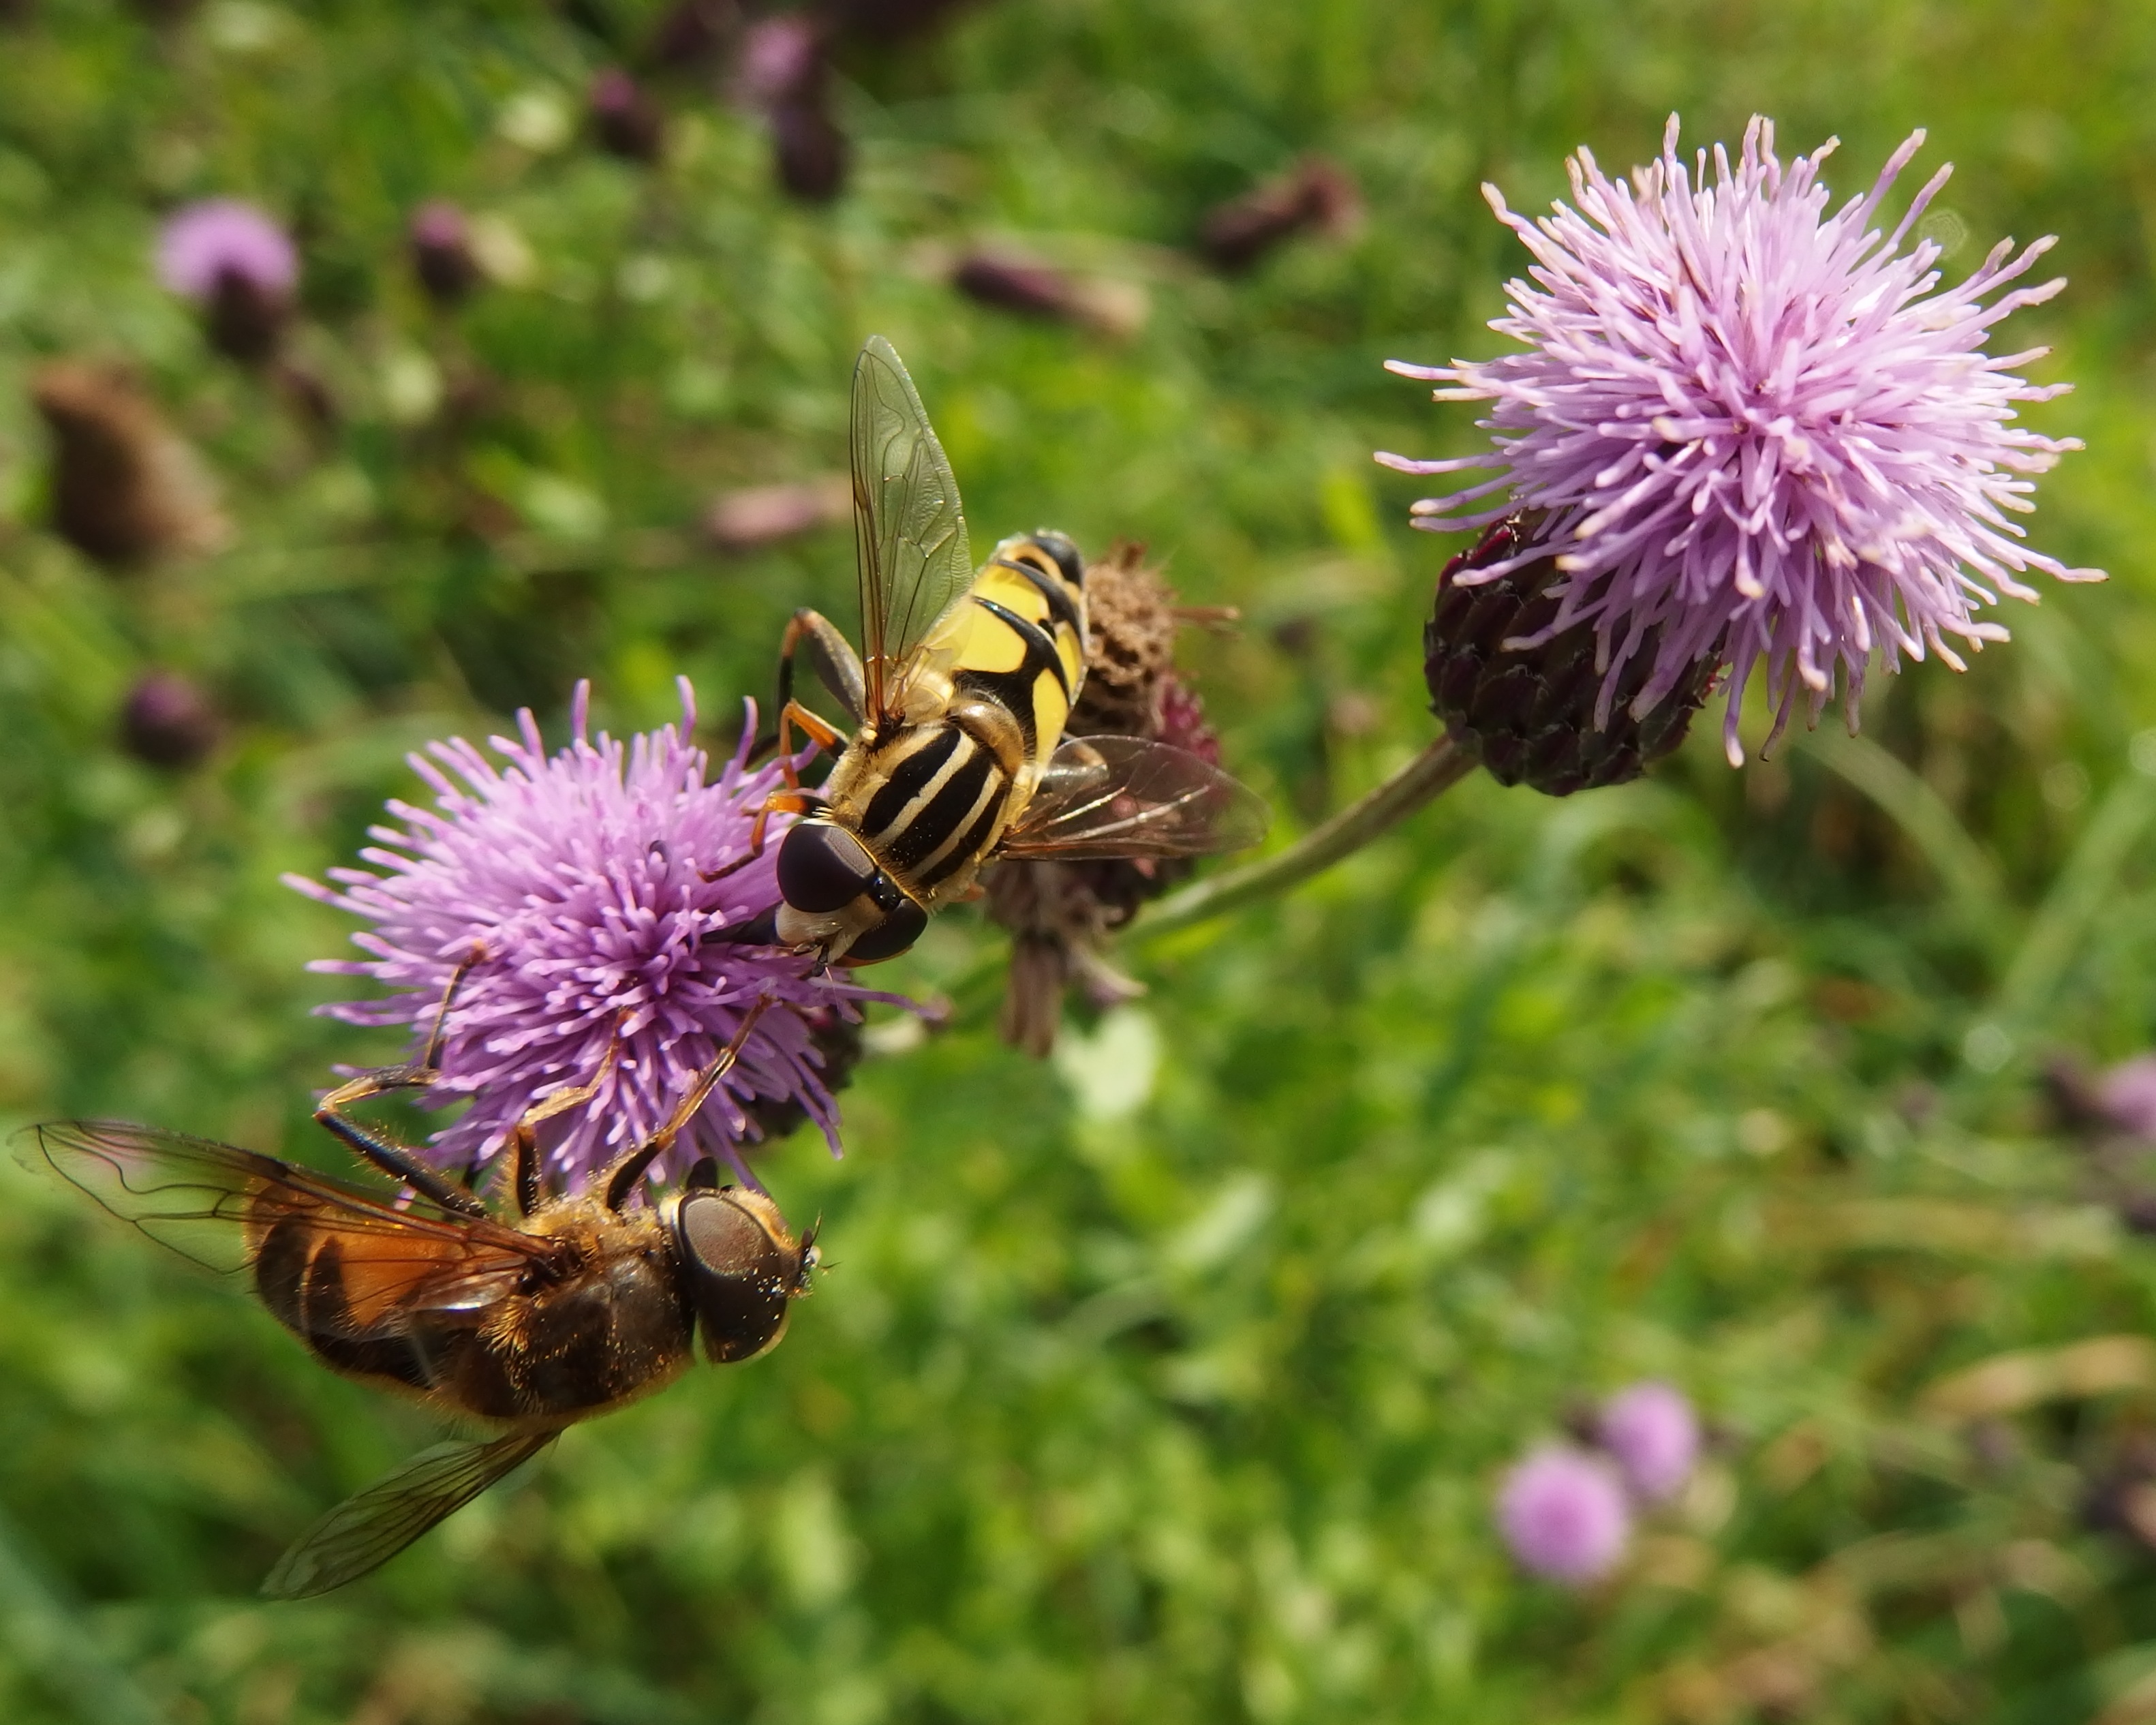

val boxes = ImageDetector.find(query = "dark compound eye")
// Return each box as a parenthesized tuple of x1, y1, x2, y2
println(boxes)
(844, 896, 928, 963)
(674, 1189, 799, 1364)
(776, 820, 878, 914)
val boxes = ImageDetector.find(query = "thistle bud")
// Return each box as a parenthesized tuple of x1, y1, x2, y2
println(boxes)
(644, 0, 739, 72)
(1423, 513, 1716, 797)
(730, 16, 849, 203)
(155, 200, 298, 367)
(121, 671, 221, 769)
(771, 97, 848, 202)
(408, 201, 482, 307)
(589, 68, 666, 164)
(1199, 156, 1361, 273)
(31, 363, 227, 570)
(951, 254, 1145, 337)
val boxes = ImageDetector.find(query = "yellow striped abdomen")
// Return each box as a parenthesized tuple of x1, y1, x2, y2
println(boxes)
(919, 532, 1088, 778)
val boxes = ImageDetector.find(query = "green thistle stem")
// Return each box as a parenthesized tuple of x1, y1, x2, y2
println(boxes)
(1129, 733, 1475, 943)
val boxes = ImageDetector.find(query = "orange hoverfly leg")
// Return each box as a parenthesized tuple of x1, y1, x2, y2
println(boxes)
(503, 1040, 620, 1218)
(597, 997, 775, 1212)
(700, 784, 820, 885)
(314, 951, 491, 1218)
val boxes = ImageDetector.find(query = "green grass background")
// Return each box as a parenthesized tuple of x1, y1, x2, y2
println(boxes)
(2, 1, 2155, 1720)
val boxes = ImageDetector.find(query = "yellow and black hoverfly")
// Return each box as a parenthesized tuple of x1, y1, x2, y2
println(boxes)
(29, 998, 814, 1598)
(715, 335, 1269, 966)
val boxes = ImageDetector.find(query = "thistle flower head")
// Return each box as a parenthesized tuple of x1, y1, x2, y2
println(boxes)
(286, 681, 908, 1195)
(1495, 1446, 1631, 1584)
(1598, 1380, 1701, 1503)
(155, 198, 298, 301)
(1379, 116, 2098, 763)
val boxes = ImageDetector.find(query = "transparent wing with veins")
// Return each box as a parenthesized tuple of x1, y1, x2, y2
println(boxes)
(998, 735, 1271, 861)
(849, 334, 974, 723)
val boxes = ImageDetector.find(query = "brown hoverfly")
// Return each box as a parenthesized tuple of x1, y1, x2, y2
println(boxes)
(28, 992, 813, 1598)
(710, 335, 1269, 966)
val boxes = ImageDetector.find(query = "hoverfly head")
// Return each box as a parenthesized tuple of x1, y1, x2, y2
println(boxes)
(670, 1185, 807, 1365)
(771, 816, 927, 965)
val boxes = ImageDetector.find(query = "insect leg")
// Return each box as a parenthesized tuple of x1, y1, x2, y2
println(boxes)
(314, 951, 491, 1215)
(502, 1041, 619, 1217)
(314, 1106, 487, 1217)
(780, 609, 869, 726)
(774, 701, 848, 791)
(599, 998, 774, 1211)
(700, 786, 821, 885)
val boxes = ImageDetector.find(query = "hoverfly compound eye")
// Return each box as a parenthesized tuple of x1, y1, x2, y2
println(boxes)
(673, 1189, 803, 1365)
(777, 820, 879, 914)
(844, 896, 928, 964)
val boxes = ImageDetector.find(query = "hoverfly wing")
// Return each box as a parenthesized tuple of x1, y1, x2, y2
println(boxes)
(850, 335, 973, 720)
(31, 1120, 322, 1274)
(28, 1120, 564, 1322)
(261, 1431, 557, 1599)
(998, 735, 1272, 861)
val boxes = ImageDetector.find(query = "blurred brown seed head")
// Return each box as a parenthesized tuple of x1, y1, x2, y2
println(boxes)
(121, 671, 221, 769)
(703, 476, 852, 552)
(408, 201, 483, 307)
(1199, 157, 1363, 273)
(589, 68, 667, 163)
(31, 363, 227, 570)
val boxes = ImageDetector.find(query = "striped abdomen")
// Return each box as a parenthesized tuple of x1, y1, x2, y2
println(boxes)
(837, 531, 1086, 905)
(248, 1202, 693, 1429)
(927, 531, 1089, 780)
(849, 717, 1020, 900)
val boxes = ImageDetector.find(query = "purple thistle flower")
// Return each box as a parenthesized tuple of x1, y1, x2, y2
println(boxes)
(155, 198, 298, 301)
(1379, 116, 2099, 764)
(1598, 1381, 1700, 1503)
(1496, 1446, 1631, 1584)
(284, 680, 908, 1195)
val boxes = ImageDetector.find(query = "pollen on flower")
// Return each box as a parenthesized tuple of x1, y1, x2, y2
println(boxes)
(285, 680, 910, 1196)
(1377, 115, 2099, 765)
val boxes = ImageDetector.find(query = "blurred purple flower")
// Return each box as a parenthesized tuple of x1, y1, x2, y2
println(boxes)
(286, 680, 909, 1193)
(1496, 1446, 1631, 1583)
(1379, 116, 2097, 765)
(1599, 1381, 1700, 1502)
(2100, 1057, 2156, 1140)
(408, 200, 481, 306)
(155, 198, 298, 301)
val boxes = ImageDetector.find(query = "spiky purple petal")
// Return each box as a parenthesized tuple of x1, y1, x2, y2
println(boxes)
(286, 680, 908, 1195)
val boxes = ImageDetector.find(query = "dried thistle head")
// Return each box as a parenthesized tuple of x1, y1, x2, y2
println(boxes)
(31, 363, 227, 570)
(984, 544, 1226, 1056)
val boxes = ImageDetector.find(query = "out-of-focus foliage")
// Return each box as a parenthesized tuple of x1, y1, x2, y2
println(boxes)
(0, 1, 2153, 1722)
